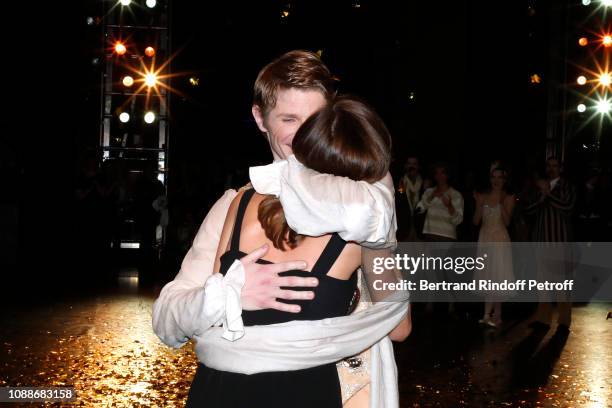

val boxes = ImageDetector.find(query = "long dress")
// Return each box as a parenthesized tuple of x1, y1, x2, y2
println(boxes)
(185, 188, 357, 408)
(475, 203, 515, 300)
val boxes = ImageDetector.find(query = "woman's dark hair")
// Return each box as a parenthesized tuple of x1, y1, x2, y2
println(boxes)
(258, 95, 392, 250)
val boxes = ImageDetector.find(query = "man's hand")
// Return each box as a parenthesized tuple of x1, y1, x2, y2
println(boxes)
(239, 244, 318, 313)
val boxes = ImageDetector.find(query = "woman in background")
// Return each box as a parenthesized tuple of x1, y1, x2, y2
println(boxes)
(473, 164, 516, 327)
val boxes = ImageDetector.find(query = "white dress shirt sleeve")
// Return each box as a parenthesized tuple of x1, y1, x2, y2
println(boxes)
(152, 189, 238, 348)
(249, 155, 396, 248)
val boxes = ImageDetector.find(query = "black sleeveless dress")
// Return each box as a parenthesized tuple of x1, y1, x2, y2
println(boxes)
(185, 189, 358, 408)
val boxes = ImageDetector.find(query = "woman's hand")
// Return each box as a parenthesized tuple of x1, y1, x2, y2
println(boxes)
(239, 245, 318, 313)
(389, 309, 412, 342)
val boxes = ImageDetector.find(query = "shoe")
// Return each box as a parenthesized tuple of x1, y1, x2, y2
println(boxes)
(528, 321, 551, 331)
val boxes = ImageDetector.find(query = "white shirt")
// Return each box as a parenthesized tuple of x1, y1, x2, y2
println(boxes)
(417, 187, 464, 240)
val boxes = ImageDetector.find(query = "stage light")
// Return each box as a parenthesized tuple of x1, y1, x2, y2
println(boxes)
(598, 72, 611, 86)
(582, 0, 591, 4)
(602, 0, 612, 6)
(86, 17, 94, 26)
(144, 111, 156, 124)
(120, 0, 131, 6)
(115, 42, 127, 55)
(603, 35, 612, 47)
(577, 103, 587, 112)
(145, 47, 155, 57)
(145, 73, 158, 87)
(146, 0, 156, 7)
(122, 76, 134, 87)
(530, 74, 541, 84)
(577, 75, 587, 85)
(579, 37, 588, 46)
(119, 112, 130, 123)
(596, 99, 611, 113)
(189, 77, 200, 86)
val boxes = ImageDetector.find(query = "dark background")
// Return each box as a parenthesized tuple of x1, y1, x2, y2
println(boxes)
(2, 0, 605, 295)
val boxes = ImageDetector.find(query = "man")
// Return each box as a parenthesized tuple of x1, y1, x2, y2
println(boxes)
(152, 50, 399, 353)
(398, 155, 426, 241)
(526, 156, 576, 333)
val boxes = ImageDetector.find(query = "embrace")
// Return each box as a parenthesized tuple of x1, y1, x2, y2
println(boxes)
(153, 50, 411, 408)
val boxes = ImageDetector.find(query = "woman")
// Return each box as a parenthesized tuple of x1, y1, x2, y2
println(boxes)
(473, 164, 516, 327)
(185, 96, 411, 408)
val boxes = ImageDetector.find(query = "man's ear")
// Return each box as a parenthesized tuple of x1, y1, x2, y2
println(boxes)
(252, 105, 268, 133)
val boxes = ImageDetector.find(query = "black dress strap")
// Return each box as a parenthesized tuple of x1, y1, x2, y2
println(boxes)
(230, 188, 256, 251)
(310, 233, 347, 277)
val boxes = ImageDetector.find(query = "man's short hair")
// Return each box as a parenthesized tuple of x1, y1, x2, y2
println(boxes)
(253, 50, 337, 115)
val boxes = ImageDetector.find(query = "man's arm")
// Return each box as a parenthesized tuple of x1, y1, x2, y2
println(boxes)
(152, 189, 236, 348)
(152, 188, 319, 348)
(249, 155, 396, 248)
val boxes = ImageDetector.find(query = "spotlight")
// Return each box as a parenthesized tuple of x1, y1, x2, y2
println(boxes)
(122, 76, 134, 87)
(145, 73, 157, 87)
(598, 72, 611, 86)
(602, 0, 612, 6)
(115, 42, 127, 55)
(578, 37, 588, 46)
(120, 0, 131, 5)
(86, 16, 94, 25)
(596, 99, 611, 113)
(603, 35, 612, 47)
(144, 111, 156, 124)
(146, 0, 156, 7)
(577, 75, 587, 85)
(582, 0, 591, 4)
(577, 103, 587, 112)
(189, 77, 200, 86)
(119, 112, 130, 123)
(145, 47, 155, 57)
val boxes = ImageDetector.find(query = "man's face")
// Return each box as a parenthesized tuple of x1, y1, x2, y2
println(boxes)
(406, 157, 419, 177)
(252, 88, 327, 161)
(546, 159, 561, 180)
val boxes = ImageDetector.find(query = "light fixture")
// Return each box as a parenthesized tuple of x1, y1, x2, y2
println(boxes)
(577, 75, 587, 85)
(145, 46, 155, 57)
(577, 103, 587, 112)
(146, 0, 157, 7)
(144, 111, 156, 124)
(578, 37, 588, 46)
(596, 98, 611, 113)
(189, 77, 200, 86)
(122, 76, 134, 87)
(119, 112, 130, 123)
(582, 0, 591, 4)
(603, 35, 612, 47)
(602, 0, 612, 6)
(145, 73, 157, 88)
(114, 42, 127, 55)
(598, 72, 611, 86)
(120, 0, 131, 6)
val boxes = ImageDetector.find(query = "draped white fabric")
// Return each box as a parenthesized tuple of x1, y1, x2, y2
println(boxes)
(195, 289, 409, 408)
(249, 155, 397, 249)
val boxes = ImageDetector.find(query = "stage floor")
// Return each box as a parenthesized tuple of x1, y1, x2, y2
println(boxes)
(1, 273, 610, 407)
